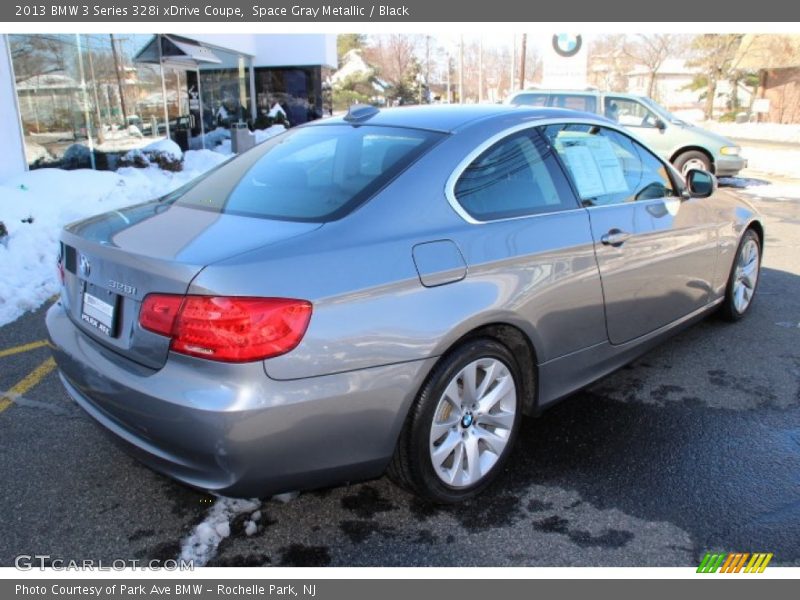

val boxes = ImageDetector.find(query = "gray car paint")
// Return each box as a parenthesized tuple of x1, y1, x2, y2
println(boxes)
(47, 105, 762, 497)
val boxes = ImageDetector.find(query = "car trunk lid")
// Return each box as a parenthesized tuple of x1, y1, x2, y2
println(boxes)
(60, 202, 321, 369)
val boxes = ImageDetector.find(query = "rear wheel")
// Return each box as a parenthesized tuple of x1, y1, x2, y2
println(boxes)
(674, 150, 712, 176)
(388, 338, 522, 503)
(720, 229, 761, 321)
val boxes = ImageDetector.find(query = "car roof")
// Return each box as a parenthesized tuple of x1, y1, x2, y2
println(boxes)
(315, 104, 603, 133)
(511, 89, 645, 101)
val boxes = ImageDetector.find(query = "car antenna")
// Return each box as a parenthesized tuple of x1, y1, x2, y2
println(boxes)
(344, 104, 380, 123)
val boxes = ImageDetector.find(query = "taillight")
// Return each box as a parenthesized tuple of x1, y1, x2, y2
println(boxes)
(139, 295, 312, 363)
(56, 245, 65, 285)
(140, 294, 183, 336)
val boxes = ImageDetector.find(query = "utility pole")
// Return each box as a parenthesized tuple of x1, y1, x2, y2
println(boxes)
(510, 34, 516, 96)
(446, 54, 451, 103)
(519, 33, 527, 90)
(109, 34, 128, 124)
(478, 37, 483, 103)
(86, 36, 105, 144)
(458, 35, 464, 104)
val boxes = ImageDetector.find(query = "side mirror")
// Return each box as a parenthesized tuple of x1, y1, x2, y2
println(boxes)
(655, 118, 667, 131)
(685, 169, 717, 199)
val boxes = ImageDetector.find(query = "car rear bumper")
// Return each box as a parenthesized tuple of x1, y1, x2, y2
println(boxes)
(715, 155, 747, 177)
(46, 301, 434, 497)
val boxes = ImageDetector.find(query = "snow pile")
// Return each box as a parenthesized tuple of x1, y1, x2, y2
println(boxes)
(189, 127, 230, 151)
(179, 497, 261, 567)
(721, 177, 800, 201)
(244, 510, 262, 537)
(705, 121, 800, 145)
(272, 491, 299, 503)
(254, 124, 287, 144)
(0, 122, 289, 327)
(143, 138, 183, 162)
(740, 145, 800, 180)
(0, 149, 231, 326)
(25, 142, 51, 165)
(267, 103, 287, 119)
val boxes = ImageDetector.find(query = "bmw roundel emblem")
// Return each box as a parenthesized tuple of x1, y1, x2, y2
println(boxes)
(79, 254, 91, 277)
(552, 34, 582, 58)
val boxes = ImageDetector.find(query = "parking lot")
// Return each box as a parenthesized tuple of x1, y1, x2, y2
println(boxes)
(1, 180, 798, 568)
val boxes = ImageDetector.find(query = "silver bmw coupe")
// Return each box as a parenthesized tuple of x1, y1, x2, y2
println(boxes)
(47, 105, 763, 502)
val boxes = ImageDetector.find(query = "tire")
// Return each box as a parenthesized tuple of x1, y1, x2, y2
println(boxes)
(388, 338, 523, 503)
(720, 228, 761, 321)
(674, 150, 712, 176)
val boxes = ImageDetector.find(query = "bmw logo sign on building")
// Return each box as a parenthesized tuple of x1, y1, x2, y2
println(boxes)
(542, 33, 588, 88)
(552, 34, 583, 58)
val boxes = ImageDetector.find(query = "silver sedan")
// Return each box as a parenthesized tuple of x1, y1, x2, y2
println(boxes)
(47, 105, 763, 503)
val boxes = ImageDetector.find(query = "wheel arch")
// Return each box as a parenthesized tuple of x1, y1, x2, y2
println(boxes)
(427, 321, 540, 417)
(746, 219, 765, 252)
(670, 146, 715, 171)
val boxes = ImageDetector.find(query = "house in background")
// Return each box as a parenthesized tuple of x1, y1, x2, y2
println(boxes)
(625, 58, 752, 115)
(734, 34, 800, 124)
(1, 33, 337, 178)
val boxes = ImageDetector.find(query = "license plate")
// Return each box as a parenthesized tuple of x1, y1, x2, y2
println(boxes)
(81, 291, 117, 336)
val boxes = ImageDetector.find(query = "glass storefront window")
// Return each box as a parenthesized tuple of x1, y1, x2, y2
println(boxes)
(9, 34, 327, 171)
(255, 66, 323, 126)
(198, 49, 251, 129)
(10, 33, 171, 169)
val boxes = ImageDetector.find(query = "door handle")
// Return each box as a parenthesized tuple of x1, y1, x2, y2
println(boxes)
(601, 229, 632, 247)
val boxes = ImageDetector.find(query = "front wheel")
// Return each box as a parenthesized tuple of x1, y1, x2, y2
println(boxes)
(720, 228, 761, 321)
(674, 150, 712, 177)
(388, 339, 522, 503)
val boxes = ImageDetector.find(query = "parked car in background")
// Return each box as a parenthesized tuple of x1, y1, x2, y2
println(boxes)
(506, 88, 747, 177)
(48, 105, 762, 503)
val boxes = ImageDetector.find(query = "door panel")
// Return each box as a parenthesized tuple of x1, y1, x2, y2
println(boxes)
(541, 122, 719, 345)
(587, 198, 717, 344)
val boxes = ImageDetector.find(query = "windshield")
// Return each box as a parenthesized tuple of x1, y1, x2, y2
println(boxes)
(639, 97, 681, 122)
(174, 125, 444, 222)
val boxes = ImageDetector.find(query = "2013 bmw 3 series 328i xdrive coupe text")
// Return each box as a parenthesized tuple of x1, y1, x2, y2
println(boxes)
(47, 105, 763, 503)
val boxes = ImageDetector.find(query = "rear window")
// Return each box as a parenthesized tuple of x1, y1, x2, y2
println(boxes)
(174, 125, 443, 222)
(550, 94, 597, 113)
(511, 93, 548, 106)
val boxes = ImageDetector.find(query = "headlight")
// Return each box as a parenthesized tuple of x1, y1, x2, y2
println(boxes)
(720, 146, 740, 156)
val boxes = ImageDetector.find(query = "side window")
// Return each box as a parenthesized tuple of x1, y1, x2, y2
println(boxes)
(551, 94, 597, 113)
(453, 129, 577, 221)
(511, 93, 548, 107)
(604, 97, 660, 128)
(542, 124, 676, 207)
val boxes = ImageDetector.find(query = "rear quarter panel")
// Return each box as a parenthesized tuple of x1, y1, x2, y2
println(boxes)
(188, 119, 607, 381)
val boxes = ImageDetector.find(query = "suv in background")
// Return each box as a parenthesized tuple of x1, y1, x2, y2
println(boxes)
(506, 89, 747, 177)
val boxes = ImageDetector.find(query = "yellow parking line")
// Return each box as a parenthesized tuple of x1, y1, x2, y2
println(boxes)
(0, 357, 56, 413)
(0, 340, 49, 358)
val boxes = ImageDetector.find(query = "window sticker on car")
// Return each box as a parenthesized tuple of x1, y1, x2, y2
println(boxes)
(554, 134, 628, 199)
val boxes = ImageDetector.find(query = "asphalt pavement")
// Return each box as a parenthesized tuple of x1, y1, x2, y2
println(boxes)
(0, 187, 798, 568)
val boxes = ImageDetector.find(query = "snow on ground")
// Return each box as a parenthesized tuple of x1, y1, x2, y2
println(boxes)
(189, 127, 230, 151)
(721, 177, 800, 201)
(143, 138, 183, 160)
(740, 145, 800, 180)
(0, 125, 287, 328)
(702, 121, 800, 145)
(0, 149, 230, 327)
(254, 125, 288, 144)
(719, 143, 800, 201)
(179, 497, 262, 566)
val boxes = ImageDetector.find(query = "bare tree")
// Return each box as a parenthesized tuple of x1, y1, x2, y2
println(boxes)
(588, 34, 634, 91)
(9, 35, 67, 83)
(686, 34, 744, 119)
(365, 35, 419, 87)
(625, 34, 687, 98)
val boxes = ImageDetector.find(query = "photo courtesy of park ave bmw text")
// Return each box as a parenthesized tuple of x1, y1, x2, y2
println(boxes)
(0, 0, 799, 593)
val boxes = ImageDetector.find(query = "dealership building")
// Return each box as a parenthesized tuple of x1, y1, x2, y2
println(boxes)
(0, 33, 337, 180)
